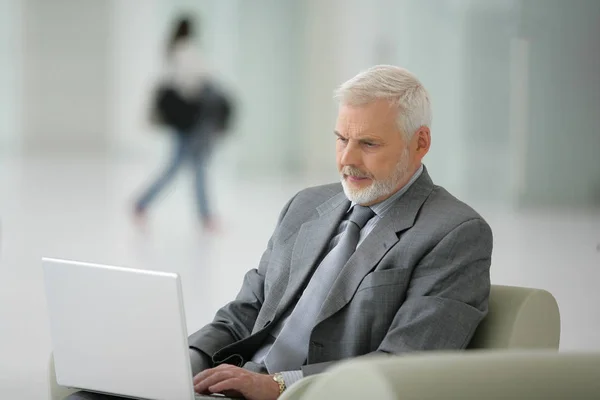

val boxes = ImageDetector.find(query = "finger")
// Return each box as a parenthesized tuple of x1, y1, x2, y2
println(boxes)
(193, 364, 239, 385)
(208, 377, 245, 395)
(215, 363, 237, 369)
(195, 371, 233, 394)
(194, 370, 238, 394)
(193, 368, 215, 385)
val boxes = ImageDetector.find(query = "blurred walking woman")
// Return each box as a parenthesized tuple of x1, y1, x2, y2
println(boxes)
(134, 15, 230, 232)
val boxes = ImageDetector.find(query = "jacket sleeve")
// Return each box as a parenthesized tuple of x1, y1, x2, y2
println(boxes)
(188, 194, 297, 362)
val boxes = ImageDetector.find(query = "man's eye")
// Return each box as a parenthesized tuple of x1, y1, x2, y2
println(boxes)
(337, 137, 348, 143)
(363, 142, 377, 147)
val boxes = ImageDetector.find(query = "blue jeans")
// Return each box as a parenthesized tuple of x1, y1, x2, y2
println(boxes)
(135, 132, 212, 220)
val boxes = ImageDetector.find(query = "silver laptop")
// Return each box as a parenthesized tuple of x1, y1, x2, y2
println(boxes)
(43, 257, 236, 400)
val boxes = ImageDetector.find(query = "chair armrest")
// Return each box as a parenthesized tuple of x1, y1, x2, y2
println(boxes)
(287, 351, 600, 399)
(48, 353, 78, 400)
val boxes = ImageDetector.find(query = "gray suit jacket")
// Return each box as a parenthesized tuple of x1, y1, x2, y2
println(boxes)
(189, 168, 493, 376)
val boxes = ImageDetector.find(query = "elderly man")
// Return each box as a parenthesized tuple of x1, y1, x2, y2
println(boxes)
(188, 65, 493, 400)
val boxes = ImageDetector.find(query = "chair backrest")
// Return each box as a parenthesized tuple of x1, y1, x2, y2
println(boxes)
(468, 284, 560, 349)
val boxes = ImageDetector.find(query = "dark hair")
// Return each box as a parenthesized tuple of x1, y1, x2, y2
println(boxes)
(167, 15, 196, 55)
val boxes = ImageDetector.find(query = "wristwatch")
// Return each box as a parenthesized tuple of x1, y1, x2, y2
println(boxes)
(272, 373, 287, 395)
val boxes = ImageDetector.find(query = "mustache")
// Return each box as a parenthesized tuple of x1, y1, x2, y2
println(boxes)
(341, 166, 374, 179)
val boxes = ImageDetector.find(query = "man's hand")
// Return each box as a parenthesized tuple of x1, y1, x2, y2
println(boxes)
(193, 364, 281, 400)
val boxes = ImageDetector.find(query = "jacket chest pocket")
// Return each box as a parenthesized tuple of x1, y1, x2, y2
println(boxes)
(356, 268, 409, 293)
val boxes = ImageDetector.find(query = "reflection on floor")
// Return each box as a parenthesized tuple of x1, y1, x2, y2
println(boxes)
(1, 155, 599, 398)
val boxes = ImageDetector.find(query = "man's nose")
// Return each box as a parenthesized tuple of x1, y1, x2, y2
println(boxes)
(340, 142, 361, 166)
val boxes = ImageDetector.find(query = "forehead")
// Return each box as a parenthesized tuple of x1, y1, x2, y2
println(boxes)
(336, 100, 398, 134)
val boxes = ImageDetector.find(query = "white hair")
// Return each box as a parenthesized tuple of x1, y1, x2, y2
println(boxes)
(334, 65, 432, 139)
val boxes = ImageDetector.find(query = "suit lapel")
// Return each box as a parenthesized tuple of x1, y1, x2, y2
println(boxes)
(315, 169, 435, 325)
(274, 191, 350, 318)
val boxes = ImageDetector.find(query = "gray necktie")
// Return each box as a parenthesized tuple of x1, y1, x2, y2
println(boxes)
(263, 205, 375, 373)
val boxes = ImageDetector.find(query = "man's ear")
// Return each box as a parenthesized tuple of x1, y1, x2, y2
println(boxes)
(414, 126, 431, 155)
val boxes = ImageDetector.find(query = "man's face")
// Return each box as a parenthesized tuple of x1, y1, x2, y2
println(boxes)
(335, 99, 419, 206)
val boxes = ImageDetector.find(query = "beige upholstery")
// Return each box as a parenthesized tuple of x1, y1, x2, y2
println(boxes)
(48, 284, 561, 399)
(468, 284, 560, 349)
(280, 351, 600, 400)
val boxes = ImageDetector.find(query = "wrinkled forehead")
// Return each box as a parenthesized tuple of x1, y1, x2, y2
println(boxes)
(336, 101, 400, 135)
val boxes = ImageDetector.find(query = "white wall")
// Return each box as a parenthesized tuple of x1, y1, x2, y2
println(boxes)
(297, 0, 341, 182)
(229, 0, 304, 176)
(108, 0, 166, 160)
(519, 0, 600, 207)
(0, 0, 22, 155)
(21, 0, 111, 154)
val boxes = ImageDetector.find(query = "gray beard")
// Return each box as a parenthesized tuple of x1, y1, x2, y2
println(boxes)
(341, 148, 410, 205)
